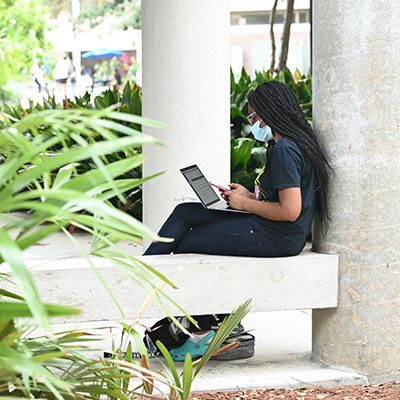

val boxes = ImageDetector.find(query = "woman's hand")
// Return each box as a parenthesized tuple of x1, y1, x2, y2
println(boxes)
(218, 183, 255, 210)
(228, 183, 254, 199)
(223, 190, 249, 210)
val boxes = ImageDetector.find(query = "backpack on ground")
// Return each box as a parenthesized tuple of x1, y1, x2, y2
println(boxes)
(143, 313, 255, 361)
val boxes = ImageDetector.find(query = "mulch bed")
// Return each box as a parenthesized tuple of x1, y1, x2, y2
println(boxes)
(190, 382, 400, 400)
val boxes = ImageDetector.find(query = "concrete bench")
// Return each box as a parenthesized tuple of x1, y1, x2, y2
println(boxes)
(20, 249, 339, 323)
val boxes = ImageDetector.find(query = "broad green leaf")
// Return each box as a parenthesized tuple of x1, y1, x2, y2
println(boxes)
(9, 135, 157, 195)
(0, 229, 51, 332)
(31, 351, 67, 363)
(62, 155, 145, 192)
(84, 172, 164, 203)
(122, 342, 132, 391)
(9, 189, 160, 241)
(107, 110, 165, 128)
(61, 227, 125, 318)
(52, 165, 74, 190)
(16, 223, 67, 252)
(231, 105, 248, 122)
(251, 146, 267, 166)
(0, 301, 80, 318)
(232, 138, 253, 168)
(230, 68, 236, 91)
(182, 353, 193, 400)
(0, 319, 17, 344)
(0, 344, 70, 400)
(298, 80, 312, 103)
(0, 289, 24, 301)
(155, 340, 182, 390)
(98, 251, 176, 288)
(194, 299, 251, 378)
(120, 323, 150, 363)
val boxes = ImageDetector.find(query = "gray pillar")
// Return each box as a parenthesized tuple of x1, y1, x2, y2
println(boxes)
(312, 1, 400, 381)
(142, 0, 231, 235)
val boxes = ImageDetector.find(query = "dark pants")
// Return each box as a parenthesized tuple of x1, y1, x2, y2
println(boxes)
(143, 202, 285, 257)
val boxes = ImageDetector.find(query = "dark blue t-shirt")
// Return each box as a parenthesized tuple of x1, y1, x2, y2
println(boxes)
(250, 137, 318, 255)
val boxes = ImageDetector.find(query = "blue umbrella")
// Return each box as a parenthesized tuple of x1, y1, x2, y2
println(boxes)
(82, 48, 125, 58)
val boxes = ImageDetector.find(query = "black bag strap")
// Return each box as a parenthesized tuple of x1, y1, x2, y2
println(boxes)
(149, 314, 230, 332)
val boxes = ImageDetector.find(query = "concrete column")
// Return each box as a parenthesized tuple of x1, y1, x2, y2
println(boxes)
(141, 0, 231, 235)
(312, 1, 400, 381)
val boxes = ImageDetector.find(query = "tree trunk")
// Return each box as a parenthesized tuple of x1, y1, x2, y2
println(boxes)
(278, 0, 294, 72)
(270, 0, 279, 72)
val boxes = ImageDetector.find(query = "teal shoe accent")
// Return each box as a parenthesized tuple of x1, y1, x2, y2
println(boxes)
(169, 331, 215, 361)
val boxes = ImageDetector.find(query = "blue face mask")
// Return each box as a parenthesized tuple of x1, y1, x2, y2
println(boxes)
(249, 120, 274, 142)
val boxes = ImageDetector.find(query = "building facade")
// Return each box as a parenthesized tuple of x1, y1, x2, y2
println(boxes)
(230, 0, 311, 76)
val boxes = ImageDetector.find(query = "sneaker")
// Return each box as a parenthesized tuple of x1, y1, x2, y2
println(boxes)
(169, 330, 215, 361)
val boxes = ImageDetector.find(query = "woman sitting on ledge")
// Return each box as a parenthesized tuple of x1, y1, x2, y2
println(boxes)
(144, 81, 331, 257)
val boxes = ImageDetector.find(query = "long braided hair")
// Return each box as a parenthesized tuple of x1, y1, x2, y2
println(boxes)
(248, 81, 332, 233)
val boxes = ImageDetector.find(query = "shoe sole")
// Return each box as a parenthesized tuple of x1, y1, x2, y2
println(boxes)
(211, 334, 255, 360)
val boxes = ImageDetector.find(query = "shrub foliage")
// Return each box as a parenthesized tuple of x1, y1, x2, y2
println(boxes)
(1, 68, 312, 218)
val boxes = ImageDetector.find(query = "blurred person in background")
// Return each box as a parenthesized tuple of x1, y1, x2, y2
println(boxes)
(68, 63, 76, 96)
(110, 68, 122, 88)
(53, 55, 71, 97)
(30, 59, 45, 93)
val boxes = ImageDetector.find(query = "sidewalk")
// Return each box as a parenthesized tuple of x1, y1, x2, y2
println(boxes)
(25, 231, 367, 391)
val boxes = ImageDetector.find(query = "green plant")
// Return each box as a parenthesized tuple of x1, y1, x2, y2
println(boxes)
(0, 288, 81, 399)
(1, 264, 251, 400)
(74, 0, 141, 30)
(0, 286, 181, 399)
(93, 57, 120, 83)
(0, 105, 252, 399)
(110, 300, 252, 400)
(1, 67, 312, 218)
(2, 104, 233, 398)
(122, 56, 141, 84)
(1, 83, 144, 220)
(158, 300, 251, 400)
(0, 107, 180, 329)
(0, 0, 51, 87)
